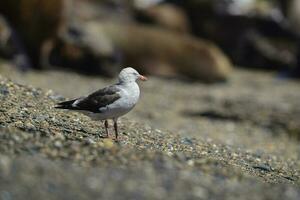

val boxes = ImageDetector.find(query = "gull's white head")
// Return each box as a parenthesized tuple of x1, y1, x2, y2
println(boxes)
(118, 67, 147, 83)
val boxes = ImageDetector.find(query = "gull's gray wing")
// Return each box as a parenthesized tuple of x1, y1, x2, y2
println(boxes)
(55, 85, 121, 113)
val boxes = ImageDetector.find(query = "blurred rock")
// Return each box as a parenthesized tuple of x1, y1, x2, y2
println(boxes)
(0, 0, 232, 82)
(0, 15, 12, 58)
(0, 0, 129, 73)
(83, 21, 232, 82)
(286, 0, 300, 36)
(0, 0, 63, 68)
(0, 14, 31, 70)
(133, 0, 164, 9)
(218, 0, 277, 17)
(135, 3, 190, 33)
(167, 0, 300, 73)
(277, 0, 300, 78)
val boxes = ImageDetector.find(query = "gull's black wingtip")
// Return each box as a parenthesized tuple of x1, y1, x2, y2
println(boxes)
(54, 105, 67, 109)
(54, 99, 77, 109)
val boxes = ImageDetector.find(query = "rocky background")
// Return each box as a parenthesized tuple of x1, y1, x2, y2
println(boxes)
(0, 0, 300, 199)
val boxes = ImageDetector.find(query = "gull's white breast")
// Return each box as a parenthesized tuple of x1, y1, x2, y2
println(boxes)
(89, 82, 140, 120)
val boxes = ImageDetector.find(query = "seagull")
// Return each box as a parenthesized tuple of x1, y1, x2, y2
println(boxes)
(55, 67, 147, 140)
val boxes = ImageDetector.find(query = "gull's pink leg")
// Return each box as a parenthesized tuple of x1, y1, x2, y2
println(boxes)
(103, 120, 109, 138)
(113, 118, 118, 140)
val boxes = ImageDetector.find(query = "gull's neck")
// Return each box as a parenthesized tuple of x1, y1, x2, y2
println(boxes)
(118, 80, 140, 93)
(118, 79, 136, 85)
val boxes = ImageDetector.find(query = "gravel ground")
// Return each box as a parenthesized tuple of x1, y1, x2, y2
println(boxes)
(0, 63, 300, 199)
(1, 63, 300, 158)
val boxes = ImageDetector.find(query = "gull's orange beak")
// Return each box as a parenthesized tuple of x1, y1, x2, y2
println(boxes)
(138, 75, 148, 81)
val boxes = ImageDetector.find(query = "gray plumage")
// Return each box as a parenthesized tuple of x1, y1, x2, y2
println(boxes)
(55, 85, 121, 113)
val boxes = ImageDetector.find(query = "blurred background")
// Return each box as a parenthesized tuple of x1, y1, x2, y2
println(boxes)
(0, 0, 300, 80)
(0, 1, 300, 198)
